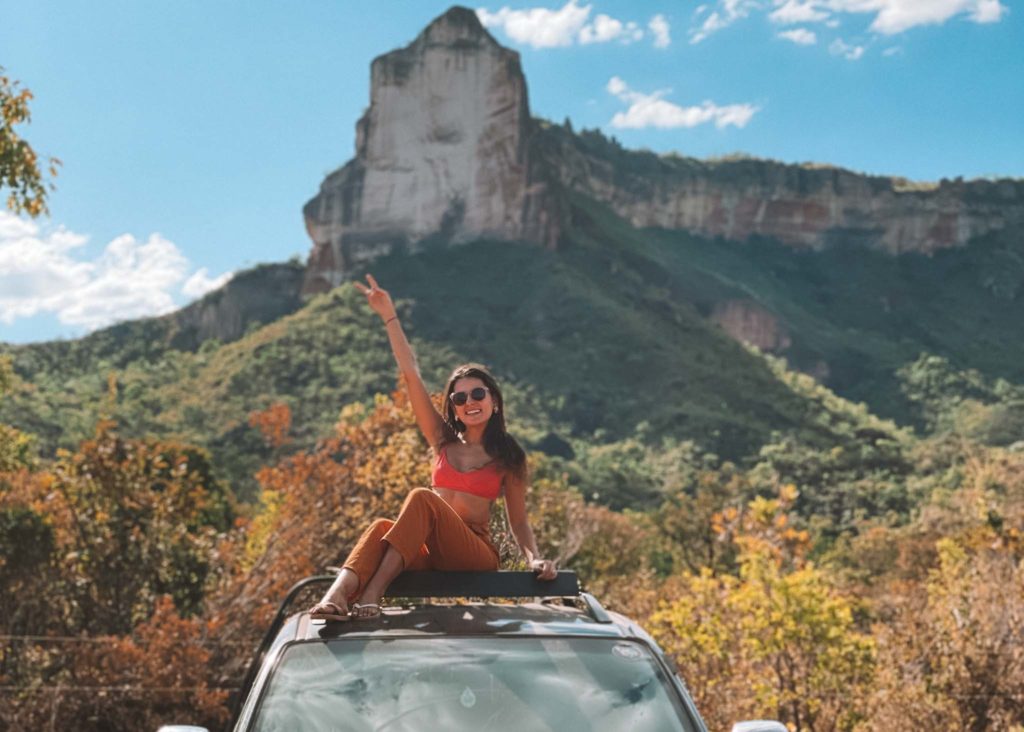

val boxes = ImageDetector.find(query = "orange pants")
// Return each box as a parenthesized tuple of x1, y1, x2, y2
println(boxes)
(342, 488, 500, 597)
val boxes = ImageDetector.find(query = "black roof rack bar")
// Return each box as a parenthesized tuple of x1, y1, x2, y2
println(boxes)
(386, 570, 580, 598)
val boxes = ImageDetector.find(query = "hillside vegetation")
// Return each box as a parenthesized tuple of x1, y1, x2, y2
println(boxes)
(5, 195, 1023, 504)
(2, 362, 1022, 730)
(3, 190, 1024, 729)
(0, 203, 851, 498)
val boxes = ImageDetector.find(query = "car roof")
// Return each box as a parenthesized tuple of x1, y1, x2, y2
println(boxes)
(230, 575, 708, 732)
(284, 600, 650, 644)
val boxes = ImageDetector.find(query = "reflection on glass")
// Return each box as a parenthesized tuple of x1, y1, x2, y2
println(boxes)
(251, 637, 697, 732)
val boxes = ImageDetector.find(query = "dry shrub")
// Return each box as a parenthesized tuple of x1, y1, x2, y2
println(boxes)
(0, 597, 228, 732)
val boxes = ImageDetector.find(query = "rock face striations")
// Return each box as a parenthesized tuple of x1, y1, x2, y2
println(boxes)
(302, 6, 1023, 293)
(302, 6, 560, 295)
(535, 124, 1024, 256)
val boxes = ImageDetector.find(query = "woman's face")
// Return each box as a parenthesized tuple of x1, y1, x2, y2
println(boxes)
(450, 376, 496, 430)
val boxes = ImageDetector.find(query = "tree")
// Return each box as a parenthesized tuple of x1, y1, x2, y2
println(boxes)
(648, 490, 875, 731)
(0, 356, 36, 471)
(0, 66, 59, 216)
(1, 596, 229, 732)
(46, 421, 233, 634)
(0, 415, 232, 729)
(862, 444, 1024, 730)
(204, 391, 435, 684)
(653, 461, 745, 576)
(898, 353, 1024, 446)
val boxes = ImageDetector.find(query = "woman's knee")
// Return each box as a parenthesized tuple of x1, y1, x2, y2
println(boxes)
(403, 487, 437, 508)
(366, 518, 393, 537)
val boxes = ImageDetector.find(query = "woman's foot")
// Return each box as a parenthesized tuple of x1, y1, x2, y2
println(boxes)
(347, 545, 402, 621)
(309, 599, 350, 622)
(309, 569, 359, 622)
(350, 602, 381, 620)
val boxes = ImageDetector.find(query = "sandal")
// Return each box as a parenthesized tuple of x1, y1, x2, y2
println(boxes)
(309, 601, 351, 622)
(350, 602, 381, 620)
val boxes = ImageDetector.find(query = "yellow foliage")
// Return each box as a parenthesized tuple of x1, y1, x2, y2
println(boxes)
(649, 492, 874, 731)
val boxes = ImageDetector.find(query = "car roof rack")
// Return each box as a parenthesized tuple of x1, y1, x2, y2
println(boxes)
(387, 569, 580, 597)
(388, 570, 614, 624)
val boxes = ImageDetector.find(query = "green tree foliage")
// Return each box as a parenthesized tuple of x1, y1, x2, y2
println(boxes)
(2, 228, 1024, 728)
(0, 356, 35, 470)
(653, 459, 745, 575)
(900, 353, 1024, 446)
(0, 67, 58, 216)
(748, 357, 915, 542)
(47, 422, 233, 633)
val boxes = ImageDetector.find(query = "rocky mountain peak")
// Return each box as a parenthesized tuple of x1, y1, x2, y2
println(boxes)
(418, 5, 494, 45)
(301, 7, 1023, 297)
(302, 6, 560, 295)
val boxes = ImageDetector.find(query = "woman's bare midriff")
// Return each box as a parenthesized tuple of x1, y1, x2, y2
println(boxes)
(431, 486, 492, 529)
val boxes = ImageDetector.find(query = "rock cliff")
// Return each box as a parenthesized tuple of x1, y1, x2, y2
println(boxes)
(302, 6, 1024, 293)
(710, 300, 791, 353)
(302, 6, 560, 295)
(166, 262, 304, 349)
(535, 124, 1024, 255)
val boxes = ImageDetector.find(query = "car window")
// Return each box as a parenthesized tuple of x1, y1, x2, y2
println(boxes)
(250, 636, 699, 732)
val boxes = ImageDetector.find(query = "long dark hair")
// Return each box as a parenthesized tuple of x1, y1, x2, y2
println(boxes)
(440, 363, 527, 483)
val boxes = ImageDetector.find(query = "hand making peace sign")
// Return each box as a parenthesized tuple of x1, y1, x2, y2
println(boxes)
(353, 274, 397, 323)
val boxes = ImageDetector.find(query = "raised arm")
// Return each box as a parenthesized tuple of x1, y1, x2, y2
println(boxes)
(502, 471, 558, 580)
(354, 274, 448, 449)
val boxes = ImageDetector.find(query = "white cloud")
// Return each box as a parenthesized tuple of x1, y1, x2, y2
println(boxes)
(607, 76, 629, 96)
(778, 27, 819, 43)
(579, 14, 643, 44)
(882, 44, 903, 55)
(183, 268, 234, 299)
(606, 76, 759, 129)
(477, 1, 591, 48)
(770, 0, 830, 24)
(649, 14, 672, 48)
(690, 0, 759, 43)
(848, 0, 1009, 34)
(0, 212, 232, 332)
(829, 37, 865, 59)
(477, 2, 646, 48)
(971, 0, 1006, 22)
(690, 0, 1007, 40)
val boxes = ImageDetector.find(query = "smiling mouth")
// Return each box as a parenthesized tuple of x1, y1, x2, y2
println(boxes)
(465, 409, 482, 415)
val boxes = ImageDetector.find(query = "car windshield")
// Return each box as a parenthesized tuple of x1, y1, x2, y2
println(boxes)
(249, 636, 698, 732)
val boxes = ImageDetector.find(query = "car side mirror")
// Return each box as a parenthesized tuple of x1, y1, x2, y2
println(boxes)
(731, 721, 788, 732)
(157, 726, 210, 732)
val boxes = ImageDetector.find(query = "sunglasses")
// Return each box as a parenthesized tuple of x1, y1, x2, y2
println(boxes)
(449, 387, 490, 406)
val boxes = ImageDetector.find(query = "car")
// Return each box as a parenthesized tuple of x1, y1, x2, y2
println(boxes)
(160, 571, 786, 732)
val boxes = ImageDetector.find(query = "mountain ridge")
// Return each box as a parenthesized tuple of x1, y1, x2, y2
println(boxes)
(300, 5, 1023, 293)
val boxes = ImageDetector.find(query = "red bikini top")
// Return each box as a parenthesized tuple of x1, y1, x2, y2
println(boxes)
(432, 445, 504, 500)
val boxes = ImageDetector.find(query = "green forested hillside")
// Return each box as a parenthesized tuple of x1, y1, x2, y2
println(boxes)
(638, 223, 1024, 425)
(0, 219, 815, 497)
(2, 195, 1022, 503)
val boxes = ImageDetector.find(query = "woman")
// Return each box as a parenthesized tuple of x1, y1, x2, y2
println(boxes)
(310, 274, 558, 621)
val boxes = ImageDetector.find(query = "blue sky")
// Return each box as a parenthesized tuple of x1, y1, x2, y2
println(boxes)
(1, 0, 1021, 343)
